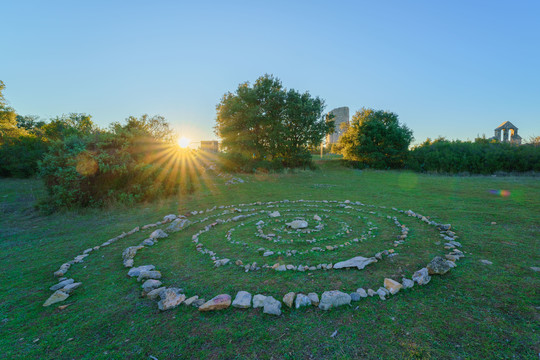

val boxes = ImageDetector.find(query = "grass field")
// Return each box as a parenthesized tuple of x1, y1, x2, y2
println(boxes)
(0, 159, 539, 359)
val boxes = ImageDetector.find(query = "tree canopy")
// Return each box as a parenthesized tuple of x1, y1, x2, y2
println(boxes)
(215, 75, 334, 169)
(339, 108, 413, 169)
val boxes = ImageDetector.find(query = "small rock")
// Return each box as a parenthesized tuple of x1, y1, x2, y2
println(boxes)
(137, 271, 162, 282)
(141, 279, 162, 293)
(350, 292, 361, 302)
(319, 291, 351, 311)
(283, 292, 295, 308)
(166, 218, 191, 232)
(163, 214, 177, 223)
(263, 296, 282, 316)
(269, 211, 280, 218)
(50, 279, 74, 291)
(480, 259, 493, 265)
(61, 282, 82, 294)
(286, 220, 308, 229)
(43, 290, 69, 307)
(214, 258, 230, 267)
(146, 287, 167, 300)
(232, 291, 252, 309)
(531, 267, 540, 272)
(142, 238, 155, 246)
(198, 294, 231, 312)
(123, 259, 134, 268)
(313, 215, 322, 221)
(253, 294, 267, 308)
(356, 288, 368, 298)
(149, 229, 168, 239)
(128, 265, 156, 277)
(191, 299, 206, 308)
(401, 278, 414, 289)
(307, 292, 319, 306)
(412, 268, 431, 285)
(263, 251, 274, 257)
(367, 289, 376, 296)
(183, 295, 199, 306)
(295, 294, 311, 308)
(427, 256, 452, 275)
(158, 288, 185, 311)
(376, 288, 387, 300)
(384, 278, 403, 295)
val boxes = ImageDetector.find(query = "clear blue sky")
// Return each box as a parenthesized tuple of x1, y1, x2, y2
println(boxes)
(2, 0, 539, 143)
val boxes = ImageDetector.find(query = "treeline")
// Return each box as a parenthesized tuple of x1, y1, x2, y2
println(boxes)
(0, 81, 194, 210)
(407, 138, 540, 174)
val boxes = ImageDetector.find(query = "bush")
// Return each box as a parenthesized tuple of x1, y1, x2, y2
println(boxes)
(0, 135, 49, 177)
(38, 115, 193, 209)
(338, 108, 413, 169)
(407, 138, 540, 174)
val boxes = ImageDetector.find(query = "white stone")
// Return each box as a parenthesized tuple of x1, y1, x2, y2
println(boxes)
(43, 290, 69, 306)
(333, 256, 377, 270)
(319, 291, 351, 311)
(356, 288, 368, 298)
(158, 288, 185, 311)
(50, 279, 74, 291)
(232, 291, 252, 309)
(128, 265, 155, 277)
(401, 278, 414, 289)
(263, 296, 282, 316)
(286, 220, 308, 229)
(295, 294, 311, 309)
(253, 294, 267, 308)
(412, 268, 431, 285)
(149, 229, 168, 239)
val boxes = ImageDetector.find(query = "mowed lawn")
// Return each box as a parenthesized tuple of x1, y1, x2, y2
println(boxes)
(0, 160, 539, 360)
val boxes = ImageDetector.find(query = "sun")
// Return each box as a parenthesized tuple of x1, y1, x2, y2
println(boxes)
(177, 136, 190, 149)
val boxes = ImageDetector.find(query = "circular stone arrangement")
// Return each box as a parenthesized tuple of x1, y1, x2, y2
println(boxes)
(43, 199, 465, 315)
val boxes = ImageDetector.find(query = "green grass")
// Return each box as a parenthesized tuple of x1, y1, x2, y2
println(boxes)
(0, 160, 539, 359)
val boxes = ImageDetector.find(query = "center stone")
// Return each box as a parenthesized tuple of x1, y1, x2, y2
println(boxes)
(286, 220, 309, 229)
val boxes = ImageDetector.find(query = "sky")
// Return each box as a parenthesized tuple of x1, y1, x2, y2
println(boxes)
(2, 0, 539, 144)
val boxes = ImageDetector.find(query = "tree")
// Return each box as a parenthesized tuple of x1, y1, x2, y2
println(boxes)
(339, 108, 413, 169)
(215, 74, 334, 168)
(0, 80, 27, 144)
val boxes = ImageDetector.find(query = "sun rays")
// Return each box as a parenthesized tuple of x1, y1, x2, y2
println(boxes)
(122, 137, 223, 201)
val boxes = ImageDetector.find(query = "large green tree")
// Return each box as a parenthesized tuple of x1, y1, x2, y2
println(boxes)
(215, 75, 334, 168)
(339, 108, 413, 169)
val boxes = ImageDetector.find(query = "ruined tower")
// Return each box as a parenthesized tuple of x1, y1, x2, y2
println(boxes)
(326, 106, 350, 145)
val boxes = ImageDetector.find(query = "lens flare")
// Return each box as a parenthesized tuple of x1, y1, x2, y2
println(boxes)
(178, 137, 190, 148)
(489, 189, 511, 197)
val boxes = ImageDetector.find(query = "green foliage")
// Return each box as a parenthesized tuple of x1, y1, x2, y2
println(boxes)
(0, 135, 49, 177)
(339, 108, 413, 169)
(16, 115, 46, 133)
(407, 138, 540, 174)
(215, 74, 334, 170)
(0, 81, 28, 144)
(38, 115, 190, 209)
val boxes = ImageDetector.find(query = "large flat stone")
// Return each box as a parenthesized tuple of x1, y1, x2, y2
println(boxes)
(333, 256, 377, 270)
(198, 294, 231, 312)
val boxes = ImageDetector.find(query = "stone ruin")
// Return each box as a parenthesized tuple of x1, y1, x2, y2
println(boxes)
(326, 107, 349, 145)
(490, 121, 522, 144)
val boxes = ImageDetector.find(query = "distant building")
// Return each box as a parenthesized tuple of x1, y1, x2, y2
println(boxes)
(326, 106, 349, 145)
(200, 140, 220, 152)
(490, 121, 522, 144)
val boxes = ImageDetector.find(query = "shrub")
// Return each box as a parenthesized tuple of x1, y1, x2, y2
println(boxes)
(338, 108, 413, 169)
(407, 138, 540, 174)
